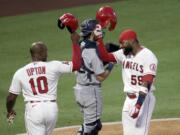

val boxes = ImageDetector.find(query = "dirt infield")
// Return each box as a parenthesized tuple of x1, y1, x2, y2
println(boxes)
(51, 119, 180, 135)
(0, 0, 118, 17)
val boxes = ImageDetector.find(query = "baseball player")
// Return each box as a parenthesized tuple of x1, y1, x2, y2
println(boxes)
(96, 7, 158, 135)
(97, 29, 158, 135)
(6, 13, 81, 135)
(74, 18, 114, 135)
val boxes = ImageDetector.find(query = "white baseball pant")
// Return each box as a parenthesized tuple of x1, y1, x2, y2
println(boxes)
(25, 101, 58, 135)
(122, 92, 156, 135)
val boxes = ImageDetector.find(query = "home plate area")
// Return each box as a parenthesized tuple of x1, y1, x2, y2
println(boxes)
(18, 118, 180, 135)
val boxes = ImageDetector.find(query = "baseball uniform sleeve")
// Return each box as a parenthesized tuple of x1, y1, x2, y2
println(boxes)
(9, 70, 22, 95)
(53, 61, 73, 74)
(112, 49, 124, 64)
(143, 51, 158, 76)
(91, 51, 105, 75)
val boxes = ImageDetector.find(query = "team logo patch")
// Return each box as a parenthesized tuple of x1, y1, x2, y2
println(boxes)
(150, 64, 156, 72)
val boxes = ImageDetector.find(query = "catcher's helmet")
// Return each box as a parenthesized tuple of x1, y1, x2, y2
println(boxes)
(96, 6, 117, 31)
(80, 19, 98, 37)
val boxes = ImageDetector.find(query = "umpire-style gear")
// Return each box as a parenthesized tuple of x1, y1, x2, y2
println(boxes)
(80, 19, 98, 37)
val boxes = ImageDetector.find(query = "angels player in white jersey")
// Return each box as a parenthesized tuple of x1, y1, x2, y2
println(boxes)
(97, 29, 158, 135)
(6, 32, 81, 135)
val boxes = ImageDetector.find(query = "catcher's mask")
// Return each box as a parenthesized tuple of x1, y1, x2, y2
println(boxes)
(80, 19, 98, 37)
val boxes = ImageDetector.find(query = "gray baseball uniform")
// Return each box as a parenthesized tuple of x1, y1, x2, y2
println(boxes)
(74, 39, 104, 133)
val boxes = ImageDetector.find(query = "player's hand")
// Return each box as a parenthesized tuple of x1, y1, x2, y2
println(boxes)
(93, 24, 104, 39)
(129, 104, 141, 119)
(71, 32, 80, 45)
(58, 13, 78, 34)
(7, 110, 16, 125)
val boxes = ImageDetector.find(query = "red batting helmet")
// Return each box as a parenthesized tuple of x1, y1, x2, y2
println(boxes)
(58, 13, 78, 32)
(119, 29, 137, 43)
(96, 6, 117, 31)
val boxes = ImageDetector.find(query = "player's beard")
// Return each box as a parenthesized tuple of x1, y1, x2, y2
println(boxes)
(123, 46, 133, 56)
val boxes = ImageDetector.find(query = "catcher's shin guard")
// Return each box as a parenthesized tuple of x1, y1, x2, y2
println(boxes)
(84, 119, 102, 135)
(77, 124, 84, 135)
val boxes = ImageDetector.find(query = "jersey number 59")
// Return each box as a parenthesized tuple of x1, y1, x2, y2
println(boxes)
(29, 76, 48, 95)
(131, 75, 143, 85)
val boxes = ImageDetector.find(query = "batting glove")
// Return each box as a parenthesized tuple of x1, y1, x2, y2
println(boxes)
(129, 104, 141, 119)
(7, 110, 16, 125)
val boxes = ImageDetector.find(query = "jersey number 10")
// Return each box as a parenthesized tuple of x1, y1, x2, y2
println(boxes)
(29, 76, 48, 95)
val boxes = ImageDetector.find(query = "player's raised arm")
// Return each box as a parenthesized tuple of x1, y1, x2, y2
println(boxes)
(95, 6, 118, 63)
(71, 32, 81, 71)
(58, 13, 81, 72)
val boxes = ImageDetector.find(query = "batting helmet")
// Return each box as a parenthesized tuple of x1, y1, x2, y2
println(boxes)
(119, 29, 137, 43)
(96, 6, 117, 31)
(58, 13, 78, 33)
(80, 19, 98, 37)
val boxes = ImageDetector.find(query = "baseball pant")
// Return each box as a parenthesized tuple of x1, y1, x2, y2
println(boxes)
(25, 101, 58, 135)
(122, 92, 156, 135)
(74, 84, 102, 133)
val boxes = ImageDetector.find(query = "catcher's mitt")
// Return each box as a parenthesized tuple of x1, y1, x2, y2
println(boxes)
(103, 42, 120, 66)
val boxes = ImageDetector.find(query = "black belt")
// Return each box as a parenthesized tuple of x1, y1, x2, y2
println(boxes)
(27, 100, 56, 103)
(78, 70, 86, 73)
(78, 83, 101, 87)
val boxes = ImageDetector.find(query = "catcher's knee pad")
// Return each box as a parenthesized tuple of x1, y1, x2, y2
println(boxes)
(84, 119, 102, 135)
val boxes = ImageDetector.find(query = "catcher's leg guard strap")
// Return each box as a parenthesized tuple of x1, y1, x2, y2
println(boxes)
(84, 119, 102, 135)
(77, 124, 84, 135)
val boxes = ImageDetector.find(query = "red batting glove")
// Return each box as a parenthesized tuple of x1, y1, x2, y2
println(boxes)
(129, 104, 141, 119)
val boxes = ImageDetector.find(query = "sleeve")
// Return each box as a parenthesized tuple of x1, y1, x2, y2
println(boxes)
(9, 70, 22, 95)
(53, 61, 73, 74)
(97, 39, 116, 62)
(91, 51, 105, 75)
(112, 49, 124, 64)
(72, 43, 81, 71)
(143, 52, 158, 76)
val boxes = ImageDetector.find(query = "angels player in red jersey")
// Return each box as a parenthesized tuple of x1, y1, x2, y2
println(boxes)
(6, 31, 81, 135)
(97, 29, 158, 135)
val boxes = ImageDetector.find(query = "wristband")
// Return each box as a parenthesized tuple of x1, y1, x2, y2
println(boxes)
(136, 94, 146, 107)
(106, 63, 114, 72)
